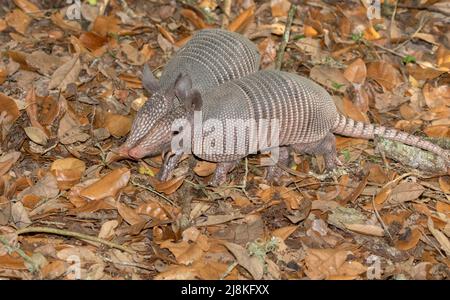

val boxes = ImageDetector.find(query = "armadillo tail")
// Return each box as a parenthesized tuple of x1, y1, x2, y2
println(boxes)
(332, 114, 449, 164)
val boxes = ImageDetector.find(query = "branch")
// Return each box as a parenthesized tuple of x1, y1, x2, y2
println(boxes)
(16, 227, 135, 254)
(275, 4, 297, 70)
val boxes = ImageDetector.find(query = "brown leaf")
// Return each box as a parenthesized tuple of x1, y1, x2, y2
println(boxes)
(180, 9, 209, 30)
(51, 158, 86, 189)
(395, 227, 422, 251)
(13, 0, 44, 18)
(80, 168, 130, 201)
(439, 176, 450, 194)
(271, 225, 298, 241)
(150, 176, 185, 195)
(117, 201, 145, 225)
(228, 5, 255, 33)
(92, 15, 121, 37)
(343, 58, 366, 84)
(270, 0, 291, 17)
(423, 83, 450, 108)
(79, 32, 108, 51)
(160, 240, 205, 265)
(388, 182, 425, 204)
(193, 161, 216, 177)
(11, 201, 31, 229)
(428, 218, 450, 256)
(98, 220, 118, 239)
(48, 55, 81, 91)
(367, 61, 403, 91)
(224, 242, 264, 279)
(5, 9, 31, 34)
(304, 248, 365, 279)
(24, 126, 48, 145)
(41, 260, 67, 279)
(0, 93, 19, 128)
(50, 12, 81, 33)
(309, 66, 349, 93)
(103, 113, 132, 137)
(344, 223, 384, 237)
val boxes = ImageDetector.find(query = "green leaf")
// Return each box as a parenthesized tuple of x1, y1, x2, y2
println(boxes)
(88, 0, 97, 5)
(293, 34, 306, 41)
(341, 149, 351, 162)
(402, 55, 416, 64)
(332, 82, 345, 90)
(351, 32, 364, 42)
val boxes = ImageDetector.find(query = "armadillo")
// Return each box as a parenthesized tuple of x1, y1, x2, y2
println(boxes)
(119, 29, 261, 156)
(128, 69, 449, 185)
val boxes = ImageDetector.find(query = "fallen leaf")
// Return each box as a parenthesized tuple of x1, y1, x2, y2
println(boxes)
(427, 218, 450, 256)
(423, 83, 450, 108)
(193, 161, 217, 177)
(98, 220, 119, 239)
(51, 158, 86, 189)
(151, 176, 185, 195)
(103, 113, 132, 137)
(0, 151, 21, 177)
(395, 227, 422, 251)
(224, 242, 264, 280)
(80, 168, 130, 201)
(48, 55, 81, 91)
(180, 9, 209, 29)
(344, 223, 384, 237)
(228, 5, 255, 33)
(367, 61, 403, 91)
(5, 9, 31, 34)
(117, 201, 145, 225)
(388, 182, 425, 204)
(343, 58, 366, 84)
(13, 0, 44, 19)
(270, 0, 291, 17)
(24, 126, 48, 146)
(271, 226, 298, 241)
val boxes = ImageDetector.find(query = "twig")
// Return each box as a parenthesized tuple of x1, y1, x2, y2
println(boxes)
(16, 227, 135, 254)
(275, 4, 297, 70)
(372, 196, 393, 241)
(131, 179, 178, 207)
(392, 16, 427, 51)
(221, 0, 232, 28)
(0, 235, 38, 273)
(396, 4, 450, 17)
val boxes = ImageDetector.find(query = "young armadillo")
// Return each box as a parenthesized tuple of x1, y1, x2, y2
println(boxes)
(128, 70, 449, 185)
(119, 29, 260, 156)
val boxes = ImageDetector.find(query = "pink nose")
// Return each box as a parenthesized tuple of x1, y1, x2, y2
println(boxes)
(128, 147, 144, 159)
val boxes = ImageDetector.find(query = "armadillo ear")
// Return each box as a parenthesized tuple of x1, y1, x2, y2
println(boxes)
(189, 90, 202, 111)
(142, 65, 160, 93)
(174, 73, 193, 101)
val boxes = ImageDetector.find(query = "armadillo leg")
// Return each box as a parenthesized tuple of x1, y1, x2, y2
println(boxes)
(208, 161, 239, 186)
(292, 132, 342, 170)
(265, 146, 291, 185)
(156, 151, 183, 181)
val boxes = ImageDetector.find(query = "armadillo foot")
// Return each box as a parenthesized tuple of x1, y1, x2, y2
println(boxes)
(292, 132, 340, 171)
(156, 151, 183, 182)
(265, 147, 291, 185)
(208, 161, 238, 186)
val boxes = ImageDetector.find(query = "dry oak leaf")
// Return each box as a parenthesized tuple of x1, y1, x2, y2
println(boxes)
(0, 92, 20, 126)
(224, 242, 264, 280)
(228, 5, 255, 33)
(270, 0, 291, 17)
(388, 182, 425, 204)
(98, 220, 119, 240)
(423, 83, 450, 109)
(13, 0, 44, 19)
(103, 113, 132, 137)
(50, 12, 81, 32)
(5, 9, 31, 34)
(51, 157, 86, 189)
(117, 201, 145, 226)
(80, 167, 130, 201)
(48, 55, 81, 91)
(304, 248, 366, 279)
(367, 61, 403, 91)
(160, 240, 206, 265)
(343, 58, 367, 84)
(0, 151, 21, 177)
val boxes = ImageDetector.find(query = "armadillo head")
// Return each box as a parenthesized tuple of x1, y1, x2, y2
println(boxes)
(127, 74, 203, 160)
(118, 65, 177, 157)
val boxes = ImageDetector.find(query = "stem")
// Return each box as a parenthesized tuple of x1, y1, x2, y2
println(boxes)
(275, 4, 297, 70)
(16, 227, 135, 254)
